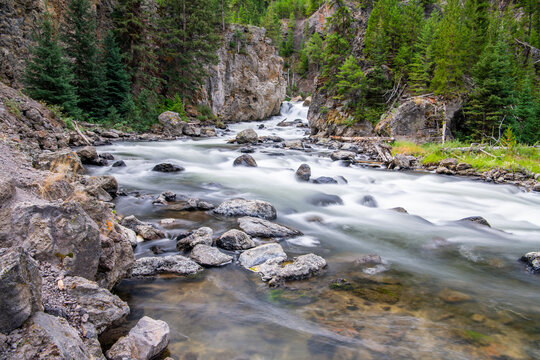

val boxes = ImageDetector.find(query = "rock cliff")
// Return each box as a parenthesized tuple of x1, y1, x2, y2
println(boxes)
(201, 25, 286, 122)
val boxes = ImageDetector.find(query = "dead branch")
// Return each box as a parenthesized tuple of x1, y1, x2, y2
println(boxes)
(73, 121, 92, 146)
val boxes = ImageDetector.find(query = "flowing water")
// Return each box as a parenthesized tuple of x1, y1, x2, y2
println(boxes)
(92, 102, 540, 360)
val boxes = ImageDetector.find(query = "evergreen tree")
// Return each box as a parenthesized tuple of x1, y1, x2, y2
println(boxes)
(261, 5, 281, 46)
(280, 11, 296, 57)
(63, 0, 107, 119)
(408, 13, 439, 94)
(305, 32, 323, 71)
(24, 14, 78, 116)
(512, 74, 540, 144)
(102, 31, 132, 115)
(334, 55, 366, 105)
(463, 39, 516, 140)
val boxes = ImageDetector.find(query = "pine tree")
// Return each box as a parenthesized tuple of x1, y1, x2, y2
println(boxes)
(305, 32, 323, 71)
(63, 0, 107, 119)
(463, 39, 516, 140)
(408, 13, 439, 94)
(512, 74, 540, 144)
(280, 11, 296, 57)
(261, 5, 281, 46)
(24, 14, 79, 117)
(102, 31, 132, 115)
(335, 55, 366, 104)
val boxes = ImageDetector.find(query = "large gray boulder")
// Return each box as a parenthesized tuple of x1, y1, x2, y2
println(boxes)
(0, 247, 43, 333)
(258, 253, 327, 283)
(190, 244, 233, 267)
(132, 255, 203, 277)
(239, 243, 287, 269)
(11, 312, 96, 360)
(158, 111, 185, 136)
(235, 129, 258, 144)
(11, 201, 102, 279)
(62, 277, 129, 334)
(233, 154, 257, 167)
(237, 216, 302, 238)
(176, 227, 213, 250)
(216, 229, 255, 250)
(106, 316, 170, 360)
(214, 198, 277, 220)
(95, 231, 135, 290)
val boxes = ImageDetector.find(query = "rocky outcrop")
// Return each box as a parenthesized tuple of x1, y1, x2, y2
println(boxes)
(202, 25, 286, 122)
(106, 316, 170, 360)
(0, 247, 43, 333)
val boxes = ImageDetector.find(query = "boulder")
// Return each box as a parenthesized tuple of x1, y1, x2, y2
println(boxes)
(258, 253, 327, 283)
(158, 111, 185, 137)
(99, 153, 115, 160)
(62, 276, 129, 334)
(238, 216, 302, 238)
(440, 158, 458, 170)
(330, 151, 356, 161)
(112, 160, 126, 167)
(76, 146, 98, 164)
(116, 224, 138, 248)
(166, 197, 215, 211)
(295, 164, 311, 182)
(41, 179, 75, 200)
(233, 154, 258, 167)
(235, 129, 258, 144)
(456, 163, 472, 171)
(359, 195, 378, 208)
(11, 201, 101, 279)
(152, 163, 185, 173)
(0, 248, 43, 333)
(520, 252, 540, 273)
(217, 229, 255, 250)
(36, 149, 84, 177)
(392, 154, 417, 169)
(183, 123, 201, 137)
(176, 227, 213, 249)
(106, 316, 170, 360)
(190, 244, 233, 267)
(153, 191, 176, 205)
(95, 229, 136, 290)
(81, 175, 118, 196)
(306, 193, 343, 207)
(132, 255, 203, 277)
(12, 312, 95, 360)
(239, 243, 287, 269)
(214, 198, 277, 220)
(137, 225, 165, 241)
(240, 147, 255, 153)
(284, 140, 303, 150)
(312, 176, 338, 184)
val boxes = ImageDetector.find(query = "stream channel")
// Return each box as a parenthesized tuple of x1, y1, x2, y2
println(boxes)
(90, 102, 540, 360)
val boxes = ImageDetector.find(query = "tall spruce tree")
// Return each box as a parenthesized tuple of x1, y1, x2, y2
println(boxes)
(24, 14, 79, 117)
(63, 0, 106, 119)
(408, 13, 439, 94)
(102, 31, 132, 115)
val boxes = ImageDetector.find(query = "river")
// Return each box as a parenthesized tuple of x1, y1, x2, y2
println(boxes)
(91, 102, 540, 360)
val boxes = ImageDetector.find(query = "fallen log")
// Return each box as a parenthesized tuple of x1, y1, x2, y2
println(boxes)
(330, 136, 395, 142)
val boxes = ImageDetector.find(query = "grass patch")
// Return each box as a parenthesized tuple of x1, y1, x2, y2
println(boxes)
(392, 141, 540, 174)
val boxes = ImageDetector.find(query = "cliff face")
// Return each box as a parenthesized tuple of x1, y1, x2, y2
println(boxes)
(0, 0, 115, 88)
(202, 25, 286, 122)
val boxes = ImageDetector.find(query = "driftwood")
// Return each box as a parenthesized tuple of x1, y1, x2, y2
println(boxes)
(374, 143, 393, 163)
(330, 136, 395, 142)
(73, 120, 92, 146)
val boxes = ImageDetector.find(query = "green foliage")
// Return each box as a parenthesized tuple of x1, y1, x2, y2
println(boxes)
(280, 11, 296, 57)
(103, 31, 132, 116)
(196, 104, 215, 120)
(511, 74, 540, 145)
(335, 55, 366, 102)
(162, 94, 187, 120)
(261, 5, 281, 45)
(408, 13, 439, 94)
(4, 98, 21, 119)
(24, 14, 79, 117)
(305, 32, 323, 70)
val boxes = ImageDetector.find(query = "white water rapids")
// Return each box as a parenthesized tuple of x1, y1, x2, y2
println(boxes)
(92, 101, 540, 359)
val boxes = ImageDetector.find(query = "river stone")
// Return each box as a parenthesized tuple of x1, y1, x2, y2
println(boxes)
(284, 140, 303, 150)
(106, 316, 170, 360)
(116, 224, 138, 248)
(239, 243, 287, 269)
(12, 312, 93, 360)
(183, 123, 201, 137)
(177, 227, 213, 249)
(438, 288, 472, 303)
(217, 229, 255, 250)
(158, 111, 185, 136)
(520, 252, 540, 273)
(240, 147, 255, 153)
(152, 163, 185, 172)
(132, 255, 203, 277)
(440, 158, 458, 170)
(190, 244, 233, 267)
(120, 215, 144, 231)
(76, 146, 98, 164)
(295, 164, 311, 182)
(81, 175, 118, 196)
(0, 247, 43, 333)
(99, 153, 115, 160)
(214, 198, 277, 220)
(258, 253, 327, 283)
(456, 163, 472, 171)
(312, 176, 338, 184)
(112, 160, 126, 167)
(330, 151, 356, 161)
(62, 276, 129, 334)
(0, 177, 15, 204)
(136, 225, 165, 241)
(11, 201, 102, 279)
(236, 129, 258, 144)
(390, 207, 408, 214)
(392, 154, 417, 169)
(306, 193, 343, 207)
(233, 154, 258, 167)
(458, 216, 491, 227)
(359, 195, 378, 208)
(238, 216, 302, 238)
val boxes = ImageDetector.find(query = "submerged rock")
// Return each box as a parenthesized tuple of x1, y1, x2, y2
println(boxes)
(520, 252, 540, 273)
(112, 160, 126, 167)
(239, 243, 287, 269)
(237, 216, 302, 238)
(214, 198, 277, 220)
(0, 247, 43, 333)
(389, 207, 408, 214)
(330, 151, 356, 161)
(106, 316, 170, 360)
(190, 244, 233, 267)
(457, 216, 491, 227)
(132, 255, 203, 277)
(258, 253, 327, 283)
(359, 195, 378, 208)
(295, 164, 311, 182)
(438, 288, 472, 303)
(217, 229, 255, 250)
(233, 154, 257, 167)
(235, 129, 258, 144)
(176, 227, 213, 249)
(152, 163, 184, 173)
(312, 176, 338, 184)
(306, 193, 343, 207)
(62, 276, 129, 334)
